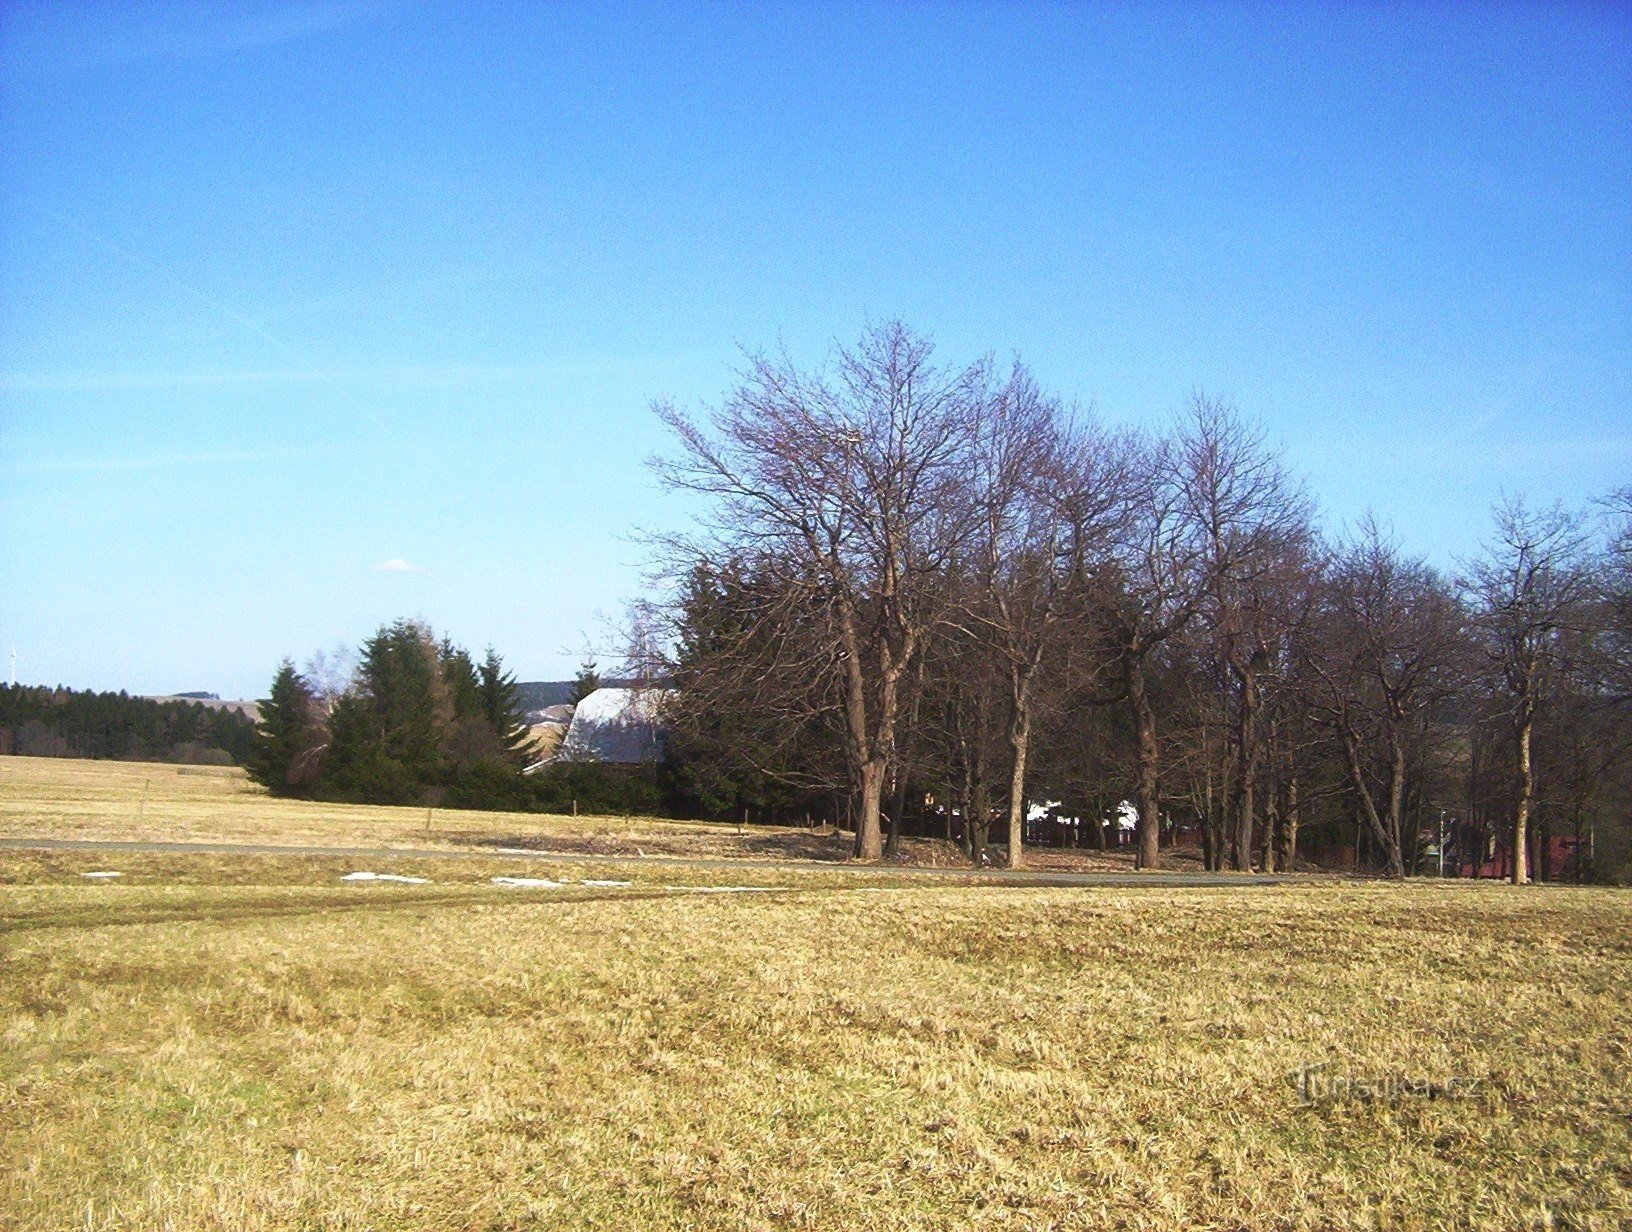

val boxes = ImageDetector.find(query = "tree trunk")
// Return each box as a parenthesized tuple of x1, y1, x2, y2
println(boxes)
(1231, 668, 1259, 871)
(885, 768, 907, 858)
(970, 770, 990, 864)
(1201, 739, 1217, 872)
(1125, 652, 1161, 870)
(853, 759, 886, 861)
(1004, 702, 1031, 870)
(1208, 755, 1231, 872)
(835, 600, 906, 865)
(956, 766, 972, 858)
(1513, 708, 1532, 885)
(1283, 774, 1300, 872)
(1342, 727, 1405, 878)
(1260, 776, 1277, 872)
(1572, 798, 1585, 884)
(1539, 806, 1552, 882)
(1466, 738, 1480, 878)
(888, 667, 924, 861)
(1387, 734, 1409, 877)
(952, 700, 972, 858)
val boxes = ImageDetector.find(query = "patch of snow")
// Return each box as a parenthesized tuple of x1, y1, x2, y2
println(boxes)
(81, 870, 122, 879)
(581, 879, 632, 888)
(341, 872, 430, 884)
(492, 876, 566, 888)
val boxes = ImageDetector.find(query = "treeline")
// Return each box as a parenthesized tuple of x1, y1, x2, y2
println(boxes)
(648, 321, 1632, 883)
(0, 684, 255, 765)
(253, 622, 674, 815)
(250, 619, 537, 810)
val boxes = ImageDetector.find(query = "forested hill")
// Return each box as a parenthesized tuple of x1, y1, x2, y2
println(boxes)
(514, 679, 638, 712)
(514, 681, 576, 710)
(0, 684, 257, 765)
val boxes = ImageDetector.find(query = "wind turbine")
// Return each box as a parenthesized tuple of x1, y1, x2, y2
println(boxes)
(8, 645, 19, 687)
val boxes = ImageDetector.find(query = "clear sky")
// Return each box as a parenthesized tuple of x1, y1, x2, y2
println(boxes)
(2, 1, 1628, 700)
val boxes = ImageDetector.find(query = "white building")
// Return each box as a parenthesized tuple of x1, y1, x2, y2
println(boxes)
(529, 686, 672, 771)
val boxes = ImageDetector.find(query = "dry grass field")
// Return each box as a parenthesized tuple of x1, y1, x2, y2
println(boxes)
(2, 756, 1630, 1230)
(0, 755, 799, 858)
(0, 756, 1070, 869)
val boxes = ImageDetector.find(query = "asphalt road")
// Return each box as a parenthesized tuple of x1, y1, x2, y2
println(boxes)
(0, 837, 1311, 888)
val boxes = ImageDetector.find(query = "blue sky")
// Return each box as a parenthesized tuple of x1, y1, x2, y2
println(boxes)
(2, 1, 1628, 699)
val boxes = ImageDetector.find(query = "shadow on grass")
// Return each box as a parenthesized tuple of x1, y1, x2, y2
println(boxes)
(455, 828, 861, 862)
(452, 827, 990, 866)
(0, 888, 681, 934)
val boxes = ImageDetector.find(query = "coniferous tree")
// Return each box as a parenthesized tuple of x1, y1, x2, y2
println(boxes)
(316, 620, 445, 800)
(660, 559, 839, 820)
(360, 619, 447, 782)
(287, 620, 535, 809)
(440, 640, 483, 719)
(478, 647, 533, 766)
(570, 657, 601, 704)
(323, 689, 417, 803)
(247, 661, 321, 792)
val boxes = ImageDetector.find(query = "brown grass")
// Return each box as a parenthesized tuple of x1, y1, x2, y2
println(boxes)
(1, 757, 1628, 1229)
(0, 755, 724, 853)
(0, 755, 1181, 871)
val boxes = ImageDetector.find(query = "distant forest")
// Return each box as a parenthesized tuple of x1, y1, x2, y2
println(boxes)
(0, 684, 256, 765)
(514, 680, 578, 711)
(514, 677, 635, 712)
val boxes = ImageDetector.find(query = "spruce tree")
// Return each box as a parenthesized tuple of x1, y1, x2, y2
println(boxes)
(570, 657, 601, 704)
(355, 619, 445, 784)
(322, 689, 415, 803)
(478, 647, 533, 766)
(248, 660, 317, 793)
(440, 639, 482, 719)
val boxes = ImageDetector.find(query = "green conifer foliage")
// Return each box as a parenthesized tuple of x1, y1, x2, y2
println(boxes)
(478, 647, 533, 766)
(247, 661, 319, 792)
(570, 657, 601, 704)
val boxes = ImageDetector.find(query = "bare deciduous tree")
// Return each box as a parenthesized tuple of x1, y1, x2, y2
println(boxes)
(1590, 486, 1632, 715)
(1464, 496, 1591, 884)
(1099, 430, 1209, 869)
(1175, 396, 1312, 871)
(1308, 519, 1463, 878)
(964, 373, 1123, 868)
(651, 322, 987, 860)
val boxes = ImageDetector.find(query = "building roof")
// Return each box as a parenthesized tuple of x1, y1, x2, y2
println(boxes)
(551, 686, 671, 765)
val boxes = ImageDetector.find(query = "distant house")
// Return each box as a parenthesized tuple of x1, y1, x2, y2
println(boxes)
(1457, 831, 1585, 881)
(526, 686, 672, 772)
(1023, 798, 1141, 848)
